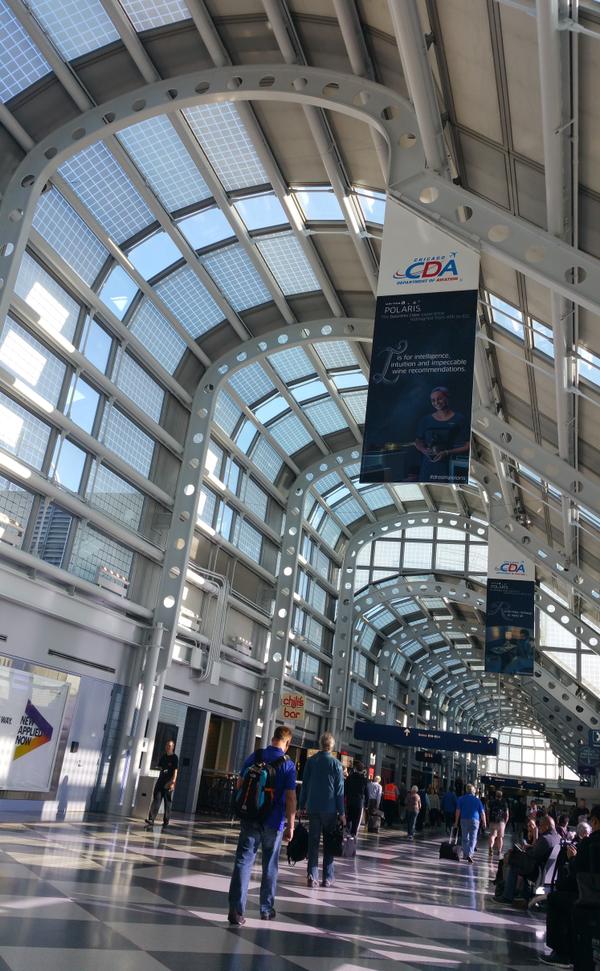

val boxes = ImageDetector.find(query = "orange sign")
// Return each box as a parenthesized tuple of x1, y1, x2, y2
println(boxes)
(280, 692, 306, 722)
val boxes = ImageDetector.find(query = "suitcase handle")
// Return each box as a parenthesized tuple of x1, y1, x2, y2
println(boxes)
(449, 826, 459, 845)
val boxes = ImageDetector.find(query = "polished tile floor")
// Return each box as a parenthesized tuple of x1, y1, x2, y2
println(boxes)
(0, 816, 550, 970)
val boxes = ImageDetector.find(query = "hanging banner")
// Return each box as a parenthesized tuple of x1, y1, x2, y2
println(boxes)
(0, 668, 69, 791)
(360, 201, 479, 485)
(485, 533, 535, 675)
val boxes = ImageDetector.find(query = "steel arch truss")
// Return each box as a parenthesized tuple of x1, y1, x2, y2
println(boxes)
(353, 577, 594, 770)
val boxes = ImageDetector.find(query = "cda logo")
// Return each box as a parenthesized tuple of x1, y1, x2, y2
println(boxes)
(393, 251, 460, 285)
(496, 561, 526, 575)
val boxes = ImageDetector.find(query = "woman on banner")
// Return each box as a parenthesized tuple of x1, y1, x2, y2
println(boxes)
(414, 387, 470, 482)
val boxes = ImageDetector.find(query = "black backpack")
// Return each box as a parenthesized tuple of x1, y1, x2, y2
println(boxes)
(235, 750, 286, 823)
(287, 821, 309, 865)
(489, 800, 507, 824)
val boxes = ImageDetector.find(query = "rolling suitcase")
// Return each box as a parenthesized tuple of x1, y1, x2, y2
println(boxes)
(439, 827, 460, 861)
(367, 809, 383, 833)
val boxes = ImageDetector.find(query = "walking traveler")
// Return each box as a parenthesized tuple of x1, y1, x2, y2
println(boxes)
(488, 789, 510, 858)
(455, 783, 486, 863)
(366, 774, 383, 810)
(299, 732, 345, 888)
(145, 739, 178, 830)
(345, 761, 368, 836)
(405, 785, 421, 840)
(442, 788, 458, 833)
(382, 779, 399, 827)
(227, 726, 297, 925)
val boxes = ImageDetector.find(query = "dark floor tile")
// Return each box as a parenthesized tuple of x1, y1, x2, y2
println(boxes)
(0, 918, 138, 949)
(151, 952, 305, 971)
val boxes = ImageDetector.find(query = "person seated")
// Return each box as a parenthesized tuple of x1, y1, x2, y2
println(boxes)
(526, 816, 539, 845)
(542, 804, 600, 967)
(491, 815, 560, 907)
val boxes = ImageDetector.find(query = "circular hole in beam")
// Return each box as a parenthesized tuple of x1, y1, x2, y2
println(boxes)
(419, 186, 439, 204)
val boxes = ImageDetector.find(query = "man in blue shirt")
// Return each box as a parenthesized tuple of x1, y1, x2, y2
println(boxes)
(299, 731, 345, 887)
(228, 725, 297, 925)
(455, 784, 487, 863)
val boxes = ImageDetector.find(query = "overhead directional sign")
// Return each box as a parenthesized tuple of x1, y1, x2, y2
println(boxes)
(589, 729, 600, 749)
(354, 722, 498, 756)
(481, 774, 545, 793)
(415, 750, 443, 765)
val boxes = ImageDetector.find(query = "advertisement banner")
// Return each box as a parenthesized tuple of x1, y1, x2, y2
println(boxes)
(360, 201, 479, 485)
(280, 691, 305, 723)
(0, 668, 69, 791)
(485, 533, 535, 676)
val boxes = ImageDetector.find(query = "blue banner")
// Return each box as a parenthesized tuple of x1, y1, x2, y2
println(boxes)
(353, 722, 498, 755)
(360, 290, 478, 484)
(360, 201, 480, 485)
(485, 579, 535, 675)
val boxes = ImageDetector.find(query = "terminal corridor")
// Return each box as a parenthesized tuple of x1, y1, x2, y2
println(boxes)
(0, 818, 547, 971)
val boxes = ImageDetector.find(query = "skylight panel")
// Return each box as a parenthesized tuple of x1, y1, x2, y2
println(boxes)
(304, 398, 347, 435)
(87, 462, 144, 530)
(127, 232, 181, 280)
(356, 188, 386, 224)
(14, 252, 79, 341)
(213, 392, 242, 437)
(370, 608, 395, 629)
(226, 363, 274, 407)
(531, 318, 554, 358)
(26, 0, 119, 60)
(314, 341, 358, 370)
(294, 187, 344, 221)
(98, 264, 138, 320)
(335, 497, 365, 525)
(256, 233, 320, 295)
(579, 346, 600, 388)
(117, 116, 210, 212)
(114, 352, 164, 423)
(268, 413, 313, 453)
(331, 370, 368, 390)
(290, 378, 328, 403)
(234, 193, 287, 231)
(101, 407, 154, 476)
(69, 524, 133, 585)
(184, 103, 268, 191)
(58, 143, 154, 244)
(0, 3, 50, 102)
(0, 316, 65, 406)
(392, 484, 424, 502)
(268, 346, 314, 384)
(250, 437, 282, 482)
(178, 208, 233, 250)
(120, 0, 191, 30)
(235, 420, 257, 454)
(154, 265, 224, 337)
(313, 471, 341, 495)
(488, 292, 525, 339)
(320, 516, 341, 549)
(361, 486, 393, 511)
(201, 244, 271, 311)
(0, 391, 51, 469)
(129, 299, 187, 373)
(341, 389, 367, 424)
(253, 394, 288, 424)
(32, 189, 108, 285)
(325, 484, 350, 505)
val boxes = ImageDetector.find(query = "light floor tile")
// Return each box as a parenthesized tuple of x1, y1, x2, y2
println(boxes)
(0, 948, 169, 971)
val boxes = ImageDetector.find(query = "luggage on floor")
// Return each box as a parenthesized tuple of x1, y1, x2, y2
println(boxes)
(287, 820, 309, 866)
(367, 811, 382, 833)
(341, 831, 357, 859)
(439, 827, 460, 861)
(323, 819, 344, 857)
(573, 901, 600, 971)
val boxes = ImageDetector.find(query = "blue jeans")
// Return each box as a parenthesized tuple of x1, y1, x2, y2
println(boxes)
(228, 821, 283, 916)
(406, 811, 418, 837)
(308, 812, 337, 883)
(461, 817, 479, 859)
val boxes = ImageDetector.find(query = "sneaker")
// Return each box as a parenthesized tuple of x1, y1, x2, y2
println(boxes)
(321, 879, 332, 888)
(540, 953, 572, 968)
(227, 911, 246, 926)
(465, 856, 474, 863)
(307, 876, 318, 888)
(144, 819, 153, 826)
(260, 909, 276, 920)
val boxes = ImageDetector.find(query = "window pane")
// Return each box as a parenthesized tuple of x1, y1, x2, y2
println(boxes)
(81, 318, 112, 373)
(50, 438, 87, 492)
(98, 265, 138, 320)
(65, 376, 100, 434)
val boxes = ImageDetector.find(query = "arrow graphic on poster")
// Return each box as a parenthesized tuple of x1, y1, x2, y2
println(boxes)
(13, 699, 53, 760)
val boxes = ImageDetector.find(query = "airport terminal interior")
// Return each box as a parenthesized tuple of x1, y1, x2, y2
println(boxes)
(1, 0, 600, 968)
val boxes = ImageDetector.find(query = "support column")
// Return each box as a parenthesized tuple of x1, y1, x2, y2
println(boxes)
(120, 623, 164, 815)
